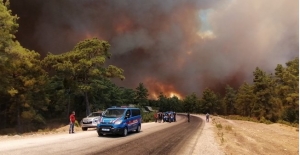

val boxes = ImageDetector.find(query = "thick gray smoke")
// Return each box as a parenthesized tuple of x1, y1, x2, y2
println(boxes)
(11, 0, 298, 98)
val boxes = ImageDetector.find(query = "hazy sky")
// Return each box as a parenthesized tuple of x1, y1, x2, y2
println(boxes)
(10, 0, 299, 99)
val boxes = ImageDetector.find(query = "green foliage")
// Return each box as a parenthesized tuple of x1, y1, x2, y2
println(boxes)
(43, 38, 125, 116)
(183, 93, 199, 113)
(235, 82, 256, 117)
(157, 92, 168, 111)
(216, 123, 223, 129)
(253, 67, 280, 122)
(135, 83, 149, 106)
(225, 125, 232, 131)
(223, 85, 237, 115)
(274, 57, 299, 123)
(277, 119, 299, 128)
(259, 116, 272, 124)
(168, 96, 183, 112)
(0, 1, 48, 132)
(155, 92, 183, 112)
(0, 0, 18, 51)
(141, 112, 155, 122)
(0, 128, 17, 135)
(199, 88, 219, 114)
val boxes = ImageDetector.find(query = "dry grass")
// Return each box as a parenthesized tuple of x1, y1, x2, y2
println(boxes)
(211, 116, 299, 155)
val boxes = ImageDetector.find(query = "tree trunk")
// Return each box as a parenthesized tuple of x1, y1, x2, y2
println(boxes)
(17, 100, 22, 133)
(85, 92, 90, 116)
(67, 89, 70, 118)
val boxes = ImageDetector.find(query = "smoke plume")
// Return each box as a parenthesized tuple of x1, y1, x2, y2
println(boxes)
(10, 0, 299, 98)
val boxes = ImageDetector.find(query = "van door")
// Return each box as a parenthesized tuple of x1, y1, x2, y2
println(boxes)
(131, 109, 139, 131)
(125, 109, 132, 131)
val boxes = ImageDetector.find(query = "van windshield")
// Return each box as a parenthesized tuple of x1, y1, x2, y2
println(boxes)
(102, 109, 125, 118)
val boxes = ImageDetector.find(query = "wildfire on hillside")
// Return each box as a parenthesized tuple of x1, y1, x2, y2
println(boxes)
(145, 77, 183, 100)
(10, 0, 298, 98)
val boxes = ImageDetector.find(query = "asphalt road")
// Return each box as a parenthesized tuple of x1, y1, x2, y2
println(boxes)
(0, 114, 203, 155)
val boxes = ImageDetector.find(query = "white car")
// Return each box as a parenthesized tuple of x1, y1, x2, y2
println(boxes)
(80, 111, 103, 131)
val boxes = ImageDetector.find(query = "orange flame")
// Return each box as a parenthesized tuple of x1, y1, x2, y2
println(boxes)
(145, 77, 182, 100)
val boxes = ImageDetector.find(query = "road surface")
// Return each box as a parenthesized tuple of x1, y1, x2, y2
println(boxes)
(0, 114, 206, 155)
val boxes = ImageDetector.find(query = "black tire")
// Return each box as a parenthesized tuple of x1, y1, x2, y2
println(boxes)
(82, 127, 88, 131)
(97, 130, 103, 137)
(135, 125, 141, 133)
(122, 127, 128, 137)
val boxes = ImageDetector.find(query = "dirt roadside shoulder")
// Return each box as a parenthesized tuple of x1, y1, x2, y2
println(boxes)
(211, 115, 299, 155)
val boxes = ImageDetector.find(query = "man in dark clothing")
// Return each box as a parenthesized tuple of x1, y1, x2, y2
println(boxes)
(174, 112, 176, 122)
(159, 112, 163, 123)
(187, 112, 190, 123)
(69, 111, 76, 134)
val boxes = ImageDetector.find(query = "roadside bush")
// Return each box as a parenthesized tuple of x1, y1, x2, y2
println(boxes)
(259, 117, 272, 124)
(0, 128, 17, 135)
(225, 125, 232, 131)
(216, 123, 222, 129)
(277, 119, 299, 128)
(142, 112, 154, 123)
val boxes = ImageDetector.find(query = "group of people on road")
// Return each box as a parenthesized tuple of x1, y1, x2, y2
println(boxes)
(154, 111, 177, 123)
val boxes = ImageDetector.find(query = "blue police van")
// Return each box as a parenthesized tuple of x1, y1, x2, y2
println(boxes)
(97, 107, 142, 137)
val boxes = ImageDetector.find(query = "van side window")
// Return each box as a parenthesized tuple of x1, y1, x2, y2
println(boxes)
(125, 110, 131, 118)
(132, 109, 141, 116)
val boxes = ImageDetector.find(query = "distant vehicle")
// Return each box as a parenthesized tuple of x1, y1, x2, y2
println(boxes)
(80, 111, 103, 131)
(163, 111, 175, 122)
(97, 107, 142, 137)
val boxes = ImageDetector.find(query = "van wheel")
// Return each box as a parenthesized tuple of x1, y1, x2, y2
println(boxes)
(97, 130, 103, 137)
(82, 127, 88, 131)
(136, 125, 141, 133)
(123, 127, 128, 137)
(98, 132, 103, 137)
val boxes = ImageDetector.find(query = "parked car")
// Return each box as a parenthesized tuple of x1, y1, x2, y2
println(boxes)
(80, 111, 103, 131)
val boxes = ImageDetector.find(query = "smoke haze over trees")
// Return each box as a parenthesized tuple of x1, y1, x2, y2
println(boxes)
(9, 0, 298, 98)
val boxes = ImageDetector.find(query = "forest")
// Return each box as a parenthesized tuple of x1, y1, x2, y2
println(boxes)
(0, 1, 298, 133)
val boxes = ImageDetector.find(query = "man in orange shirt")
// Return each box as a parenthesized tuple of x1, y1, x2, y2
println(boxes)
(69, 111, 76, 134)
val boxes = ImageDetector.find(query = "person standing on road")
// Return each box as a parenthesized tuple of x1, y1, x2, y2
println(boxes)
(169, 113, 172, 123)
(69, 111, 76, 134)
(174, 112, 176, 122)
(158, 112, 163, 123)
(206, 113, 210, 122)
(154, 112, 158, 123)
(187, 112, 190, 123)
